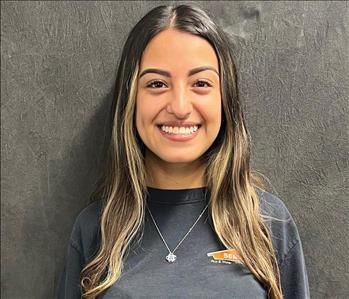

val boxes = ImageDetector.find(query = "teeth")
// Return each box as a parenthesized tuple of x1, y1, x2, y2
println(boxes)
(160, 125, 199, 135)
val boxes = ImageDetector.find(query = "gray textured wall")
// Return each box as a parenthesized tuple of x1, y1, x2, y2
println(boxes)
(1, 1, 348, 298)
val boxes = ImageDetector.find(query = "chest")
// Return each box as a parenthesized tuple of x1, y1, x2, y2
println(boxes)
(101, 212, 267, 299)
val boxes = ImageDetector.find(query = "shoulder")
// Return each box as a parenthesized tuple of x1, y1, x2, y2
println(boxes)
(256, 189, 302, 267)
(69, 199, 103, 265)
(257, 189, 292, 221)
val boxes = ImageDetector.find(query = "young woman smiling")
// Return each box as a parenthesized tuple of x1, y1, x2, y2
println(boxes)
(57, 4, 310, 299)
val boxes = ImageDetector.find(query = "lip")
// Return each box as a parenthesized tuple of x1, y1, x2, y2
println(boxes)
(157, 125, 201, 142)
(157, 121, 201, 127)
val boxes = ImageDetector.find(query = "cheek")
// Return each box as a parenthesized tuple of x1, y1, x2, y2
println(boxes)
(135, 97, 156, 132)
(200, 97, 221, 125)
(135, 98, 144, 134)
(205, 100, 222, 137)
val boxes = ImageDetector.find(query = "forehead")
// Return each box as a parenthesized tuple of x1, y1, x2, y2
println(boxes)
(139, 28, 219, 73)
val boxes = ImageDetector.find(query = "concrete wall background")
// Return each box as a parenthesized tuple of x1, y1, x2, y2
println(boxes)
(1, 1, 348, 298)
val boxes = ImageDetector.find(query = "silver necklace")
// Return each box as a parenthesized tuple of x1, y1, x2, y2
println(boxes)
(147, 203, 209, 263)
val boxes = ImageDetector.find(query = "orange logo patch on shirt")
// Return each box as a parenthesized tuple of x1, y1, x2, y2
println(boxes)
(207, 249, 243, 264)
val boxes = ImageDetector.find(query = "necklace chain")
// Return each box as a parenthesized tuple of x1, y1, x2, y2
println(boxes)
(147, 203, 209, 263)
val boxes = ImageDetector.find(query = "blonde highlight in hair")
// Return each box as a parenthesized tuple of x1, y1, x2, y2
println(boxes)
(80, 4, 283, 299)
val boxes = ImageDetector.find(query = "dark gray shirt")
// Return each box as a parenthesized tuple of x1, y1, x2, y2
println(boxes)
(56, 187, 310, 298)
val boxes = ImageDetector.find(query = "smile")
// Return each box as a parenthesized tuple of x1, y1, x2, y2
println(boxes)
(157, 125, 202, 142)
(159, 125, 200, 135)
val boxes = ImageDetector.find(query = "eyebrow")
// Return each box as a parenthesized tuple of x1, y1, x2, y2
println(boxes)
(139, 66, 219, 79)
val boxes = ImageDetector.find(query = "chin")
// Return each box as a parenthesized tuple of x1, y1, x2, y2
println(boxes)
(157, 153, 201, 164)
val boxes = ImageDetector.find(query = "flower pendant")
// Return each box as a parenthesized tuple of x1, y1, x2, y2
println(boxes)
(166, 252, 177, 263)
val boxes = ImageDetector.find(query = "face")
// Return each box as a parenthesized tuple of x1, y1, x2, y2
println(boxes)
(136, 28, 221, 165)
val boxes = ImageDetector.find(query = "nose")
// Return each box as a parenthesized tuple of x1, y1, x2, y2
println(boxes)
(166, 83, 193, 118)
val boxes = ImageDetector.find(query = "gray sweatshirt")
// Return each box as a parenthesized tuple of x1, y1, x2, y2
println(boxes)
(56, 187, 310, 299)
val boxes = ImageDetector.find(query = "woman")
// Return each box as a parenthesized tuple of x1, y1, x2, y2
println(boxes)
(57, 4, 310, 299)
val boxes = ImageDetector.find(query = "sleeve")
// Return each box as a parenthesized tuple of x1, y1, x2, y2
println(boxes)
(280, 237, 310, 299)
(259, 190, 311, 299)
(56, 200, 102, 299)
(56, 238, 84, 299)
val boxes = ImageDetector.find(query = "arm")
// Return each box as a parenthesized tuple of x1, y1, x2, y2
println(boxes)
(56, 239, 84, 299)
(280, 238, 310, 299)
(56, 200, 102, 298)
(259, 190, 311, 299)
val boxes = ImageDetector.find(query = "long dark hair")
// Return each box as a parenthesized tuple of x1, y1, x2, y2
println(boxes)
(81, 4, 283, 299)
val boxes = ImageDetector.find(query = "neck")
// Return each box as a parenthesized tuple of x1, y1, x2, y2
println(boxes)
(145, 150, 206, 189)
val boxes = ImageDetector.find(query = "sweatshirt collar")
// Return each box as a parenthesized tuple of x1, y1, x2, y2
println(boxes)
(146, 186, 209, 205)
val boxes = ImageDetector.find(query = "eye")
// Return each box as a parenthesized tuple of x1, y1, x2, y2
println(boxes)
(193, 80, 212, 88)
(146, 80, 167, 89)
(145, 80, 212, 89)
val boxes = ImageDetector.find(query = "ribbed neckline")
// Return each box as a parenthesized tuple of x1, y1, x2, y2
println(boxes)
(146, 186, 209, 205)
